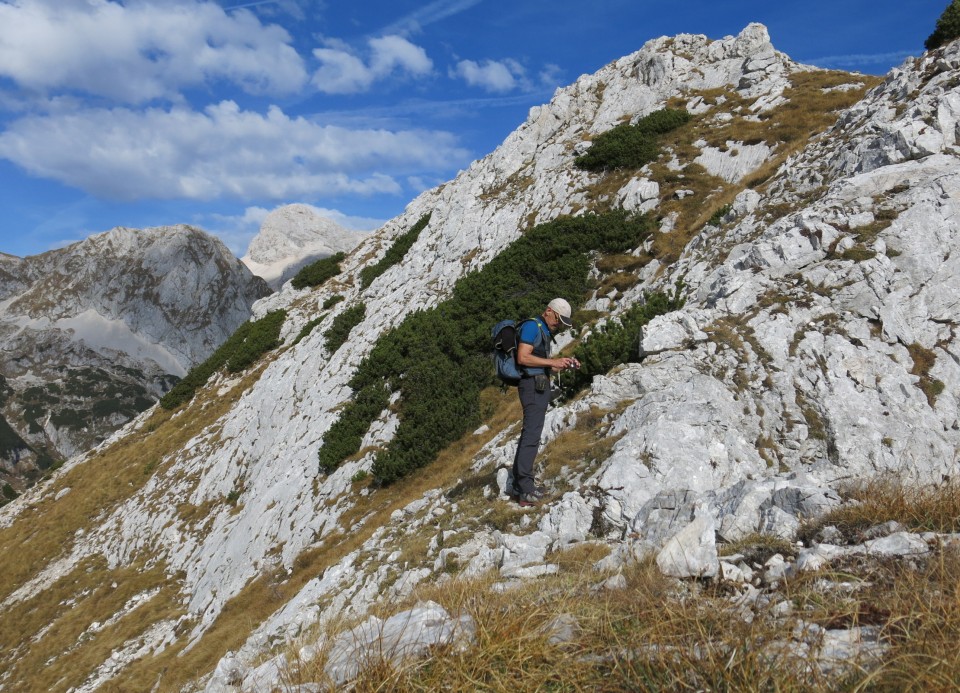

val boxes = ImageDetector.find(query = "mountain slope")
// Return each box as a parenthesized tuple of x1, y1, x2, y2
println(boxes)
(3, 23, 959, 691)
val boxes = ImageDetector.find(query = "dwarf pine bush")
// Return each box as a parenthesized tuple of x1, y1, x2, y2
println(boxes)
(317, 210, 680, 484)
(160, 310, 287, 410)
(290, 252, 346, 290)
(360, 213, 432, 289)
(323, 303, 366, 353)
(575, 108, 691, 172)
(926, 0, 960, 50)
(566, 285, 685, 394)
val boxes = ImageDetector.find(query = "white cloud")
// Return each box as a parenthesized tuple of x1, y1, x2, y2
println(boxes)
(538, 63, 564, 88)
(312, 35, 432, 94)
(0, 100, 469, 201)
(804, 50, 916, 69)
(378, 0, 483, 37)
(0, 0, 307, 103)
(202, 205, 271, 255)
(451, 58, 527, 93)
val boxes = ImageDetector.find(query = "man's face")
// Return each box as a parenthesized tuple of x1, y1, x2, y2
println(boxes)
(545, 308, 566, 332)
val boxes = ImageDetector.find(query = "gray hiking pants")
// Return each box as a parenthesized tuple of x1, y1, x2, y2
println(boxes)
(512, 376, 550, 496)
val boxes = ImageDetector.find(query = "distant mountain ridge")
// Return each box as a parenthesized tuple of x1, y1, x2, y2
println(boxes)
(0, 225, 270, 488)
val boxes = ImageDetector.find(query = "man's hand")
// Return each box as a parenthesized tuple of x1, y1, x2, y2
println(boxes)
(554, 357, 580, 370)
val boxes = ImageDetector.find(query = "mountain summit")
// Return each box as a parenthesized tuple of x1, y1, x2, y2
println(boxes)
(242, 204, 370, 289)
(3, 23, 960, 691)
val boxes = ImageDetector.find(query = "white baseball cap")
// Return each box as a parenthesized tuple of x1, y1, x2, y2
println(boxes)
(548, 297, 572, 326)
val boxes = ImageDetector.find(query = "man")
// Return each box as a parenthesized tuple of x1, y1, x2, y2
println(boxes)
(512, 297, 579, 507)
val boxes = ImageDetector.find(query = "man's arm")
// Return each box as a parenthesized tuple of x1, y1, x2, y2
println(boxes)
(516, 343, 578, 370)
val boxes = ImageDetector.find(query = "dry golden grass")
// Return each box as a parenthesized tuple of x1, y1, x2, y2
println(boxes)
(95, 384, 524, 692)
(0, 551, 185, 693)
(862, 550, 960, 691)
(0, 364, 270, 692)
(804, 477, 960, 541)
(282, 555, 832, 692)
(275, 481, 960, 693)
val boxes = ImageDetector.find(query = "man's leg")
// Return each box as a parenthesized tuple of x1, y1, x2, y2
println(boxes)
(512, 377, 549, 496)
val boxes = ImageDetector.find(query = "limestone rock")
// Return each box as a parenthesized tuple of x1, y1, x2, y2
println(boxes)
(323, 601, 475, 686)
(656, 509, 719, 578)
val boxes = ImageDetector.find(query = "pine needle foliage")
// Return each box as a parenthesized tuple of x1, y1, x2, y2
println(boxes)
(575, 108, 691, 172)
(290, 252, 346, 290)
(926, 0, 960, 50)
(323, 303, 366, 353)
(317, 210, 678, 484)
(360, 213, 432, 289)
(159, 310, 287, 409)
(566, 284, 685, 394)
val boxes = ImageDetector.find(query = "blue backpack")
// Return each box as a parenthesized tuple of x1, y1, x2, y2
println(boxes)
(492, 318, 547, 385)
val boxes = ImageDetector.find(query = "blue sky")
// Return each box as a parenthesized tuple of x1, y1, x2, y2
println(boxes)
(0, 0, 948, 259)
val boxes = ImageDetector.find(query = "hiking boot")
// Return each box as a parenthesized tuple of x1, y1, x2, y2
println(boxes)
(530, 485, 547, 499)
(517, 493, 539, 507)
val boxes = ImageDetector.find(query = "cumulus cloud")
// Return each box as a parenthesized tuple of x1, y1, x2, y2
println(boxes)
(0, 0, 308, 103)
(450, 58, 528, 93)
(312, 35, 432, 94)
(0, 101, 469, 201)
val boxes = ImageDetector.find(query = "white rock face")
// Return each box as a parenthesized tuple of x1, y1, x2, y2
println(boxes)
(242, 204, 369, 288)
(11, 23, 960, 692)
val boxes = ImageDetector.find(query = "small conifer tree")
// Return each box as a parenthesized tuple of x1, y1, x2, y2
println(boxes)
(926, 0, 960, 50)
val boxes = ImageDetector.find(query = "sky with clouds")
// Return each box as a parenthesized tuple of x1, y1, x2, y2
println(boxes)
(0, 0, 949, 258)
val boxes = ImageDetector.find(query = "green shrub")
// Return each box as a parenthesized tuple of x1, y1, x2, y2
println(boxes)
(160, 310, 287, 410)
(926, 0, 960, 50)
(323, 294, 345, 309)
(317, 381, 390, 473)
(318, 210, 679, 484)
(708, 203, 733, 227)
(360, 213, 431, 289)
(224, 310, 287, 373)
(575, 108, 691, 172)
(91, 399, 125, 418)
(324, 304, 366, 353)
(2, 483, 16, 500)
(290, 252, 345, 290)
(566, 285, 685, 394)
(50, 409, 87, 430)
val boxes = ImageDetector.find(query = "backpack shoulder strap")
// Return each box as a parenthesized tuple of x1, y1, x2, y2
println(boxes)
(517, 317, 550, 350)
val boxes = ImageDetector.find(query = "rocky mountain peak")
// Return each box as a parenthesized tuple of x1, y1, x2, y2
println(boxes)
(0, 223, 271, 489)
(242, 204, 370, 288)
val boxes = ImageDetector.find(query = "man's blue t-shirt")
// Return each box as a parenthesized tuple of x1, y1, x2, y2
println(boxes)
(518, 318, 552, 357)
